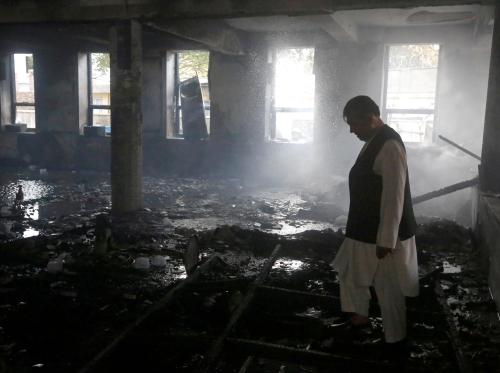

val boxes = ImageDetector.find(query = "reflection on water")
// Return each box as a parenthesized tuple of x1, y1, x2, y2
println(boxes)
(23, 227, 39, 238)
(24, 202, 39, 220)
(0, 180, 53, 204)
(272, 258, 304, 272)
(275, 221, 336, 235)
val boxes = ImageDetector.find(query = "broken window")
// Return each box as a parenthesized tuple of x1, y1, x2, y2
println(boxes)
(88, 53, 111, 133)
(12, 53, 36, 129)
(167, 50, 210, 139)
(270, 48, 315, 143)
(383, 44, 440, 143)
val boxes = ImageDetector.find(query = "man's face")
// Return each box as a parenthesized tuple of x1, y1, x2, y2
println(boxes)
(345, 114, 377, 142)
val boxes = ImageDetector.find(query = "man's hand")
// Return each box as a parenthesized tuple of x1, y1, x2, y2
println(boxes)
(376, 246, 392, 259)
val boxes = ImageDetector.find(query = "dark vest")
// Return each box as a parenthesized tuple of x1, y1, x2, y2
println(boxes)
(345, 125, 416, 244)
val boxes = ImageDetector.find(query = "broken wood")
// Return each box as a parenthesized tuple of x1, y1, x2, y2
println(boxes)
(438, 135, 482, 161)
(78, 254, 220, 373)
(237, 356, 254, 373)
(225, 337, 406, 371)
(412, 177, 478, 205)
(199, 244, 282, 372)
(188, 278, 252, 292)
(434, 280, 472, 373)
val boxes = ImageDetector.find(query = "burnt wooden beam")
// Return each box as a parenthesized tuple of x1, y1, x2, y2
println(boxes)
(225, 337, 407, 371)
(434, 280, 472, 373)
(188, 278, 252, 291)
(78, 254, 221, 373)
(0, 0, 494, 24)
(438, 135, 482, 161)
(412, 177, 479, 205)
(199, 244, 282, 372)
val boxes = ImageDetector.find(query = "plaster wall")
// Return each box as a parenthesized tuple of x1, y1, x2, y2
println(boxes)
(142, 55, 164, 136)
(318, 28, 491, 223)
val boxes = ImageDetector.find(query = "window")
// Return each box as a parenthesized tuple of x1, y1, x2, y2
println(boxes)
(11, 53, 36, 128)
(383, 44, 440, 143)
(88, 53, 111, 133)
(270, 47, 315, 143)
(168, 50, 210, 139)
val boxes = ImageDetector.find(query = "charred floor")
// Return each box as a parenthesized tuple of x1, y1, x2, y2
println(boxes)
(0, 168, 499, 372)
(1, 1, 500, 372)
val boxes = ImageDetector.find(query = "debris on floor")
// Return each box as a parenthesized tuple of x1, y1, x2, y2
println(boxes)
(0, 167, 498, 372)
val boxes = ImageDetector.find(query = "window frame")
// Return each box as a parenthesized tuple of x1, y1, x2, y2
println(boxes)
(87, 52, 111, 128)
(173, 52, 182, 137)
(166, 50, 211, 139)
(10, 53, 36, 129)
(268, 46, 315, 144)
(381, 43, 441, 144)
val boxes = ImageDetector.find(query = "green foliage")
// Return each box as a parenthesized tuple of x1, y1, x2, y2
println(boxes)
(276, 48, 315, 74)
(389, 44, 439, 69)
(92, 53, 110, 75)
(25, 55, 33, 71)
(178, 51, 209, 81)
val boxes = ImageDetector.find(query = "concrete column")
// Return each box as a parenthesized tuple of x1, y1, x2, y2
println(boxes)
(480, 3, 500, 193)
(34, 49, 79, 133)
(110, 20, 143, 214)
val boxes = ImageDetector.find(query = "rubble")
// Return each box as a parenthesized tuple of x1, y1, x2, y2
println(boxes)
(0, 167, 498, 372)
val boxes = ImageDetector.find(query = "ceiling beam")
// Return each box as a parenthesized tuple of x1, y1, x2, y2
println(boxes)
(321, 13, 358, 42)
(0, 0, 495, 24)
(145, 20, 247, 55)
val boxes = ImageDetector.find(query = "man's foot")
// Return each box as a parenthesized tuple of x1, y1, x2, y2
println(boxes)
(323, 313, 372, 338)
(350, 313, 370, 326)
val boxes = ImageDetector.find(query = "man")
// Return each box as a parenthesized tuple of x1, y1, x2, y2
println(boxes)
(332, 95, 419, 348)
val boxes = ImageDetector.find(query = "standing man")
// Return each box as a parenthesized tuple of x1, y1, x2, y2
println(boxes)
(332, 95, 419, 348)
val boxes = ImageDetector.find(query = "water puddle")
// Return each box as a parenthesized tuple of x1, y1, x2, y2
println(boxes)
(272, 221, 335, 235)
(272, 258, 305, 272)
(23, 227, 39, 238)
(24, 202, 39, 220)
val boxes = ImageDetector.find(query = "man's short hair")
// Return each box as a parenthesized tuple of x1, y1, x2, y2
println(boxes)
(343, 96, 380, 122)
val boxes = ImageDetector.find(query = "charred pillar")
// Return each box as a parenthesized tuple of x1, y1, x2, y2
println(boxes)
(480, 3, 500, 193)
(110, 20, 143, 214)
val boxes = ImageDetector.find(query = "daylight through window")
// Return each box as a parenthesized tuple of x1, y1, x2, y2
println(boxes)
(384, 44, 440, 143)
(173, 50, 210, 138)
(271, 48, 315, 143)
(12, 53, 36, 128)
(89, 53, 111, 133)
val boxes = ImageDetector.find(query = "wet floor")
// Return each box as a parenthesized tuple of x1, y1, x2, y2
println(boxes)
(0, 166, 499, 372)
(0, 166, 339, 240)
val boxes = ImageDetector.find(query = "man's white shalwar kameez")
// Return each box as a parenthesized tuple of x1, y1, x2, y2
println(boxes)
(332, 139, 419, 343)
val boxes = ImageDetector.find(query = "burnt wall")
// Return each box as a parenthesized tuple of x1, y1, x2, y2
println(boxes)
(34, 49, 80, 133)
(318, 26, 492, 224)
(0, 22, 493, 210)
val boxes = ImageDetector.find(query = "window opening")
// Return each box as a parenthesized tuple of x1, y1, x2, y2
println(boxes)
(271, 47, 315, 143)
(172, 50, 210, 138)
(12, 53, 36, 128)
(88, 52, 111, 134)
(383, 44, 440, 143)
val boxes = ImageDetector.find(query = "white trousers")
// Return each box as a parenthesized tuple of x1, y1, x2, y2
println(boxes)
(339, 254, 407, 343)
